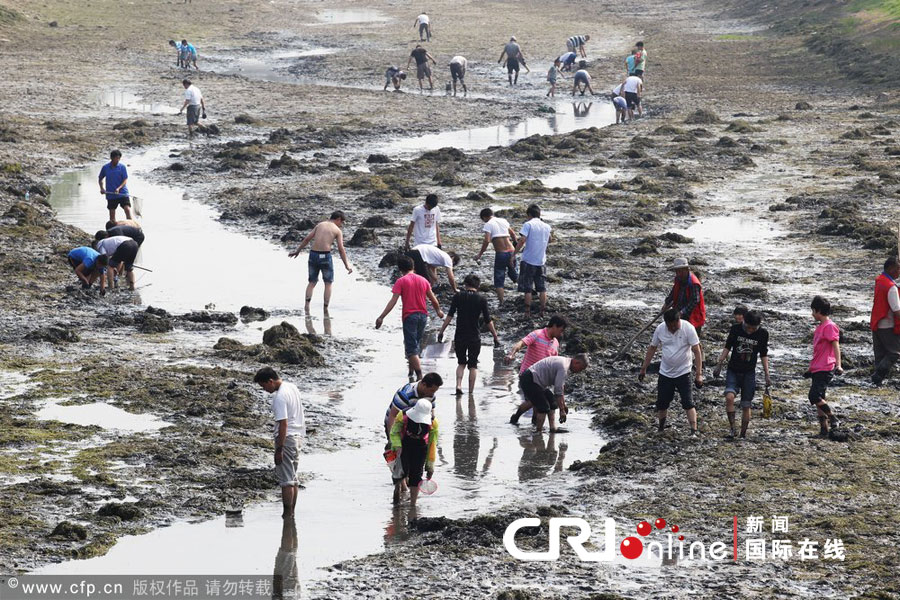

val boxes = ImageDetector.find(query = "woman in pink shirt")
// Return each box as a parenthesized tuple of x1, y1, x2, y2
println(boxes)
(807, 295, 842, 437)
(505, 315, 568, 425)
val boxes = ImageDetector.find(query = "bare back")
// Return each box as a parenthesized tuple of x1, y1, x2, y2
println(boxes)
(491, 236, 515, 253)
(310, 220, 342, 252)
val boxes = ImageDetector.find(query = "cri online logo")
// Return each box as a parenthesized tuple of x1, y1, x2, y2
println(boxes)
(504, 517, 730, 562)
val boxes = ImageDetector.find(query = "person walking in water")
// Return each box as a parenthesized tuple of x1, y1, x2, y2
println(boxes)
(178, 79, 206, 136)
(99, 150, 131, 222)
(712, 309, 770, 439)
(414, 12, 431, 41)
(806, 295, 842, 437)
(870, 256, 900, 385)
(405, 194, 442, 250)
(449, 55, 468, 96)
(475, 208, 518, 305)
(407, 44, 437, 91)
(516, 204, 552, 318)
(507, 315, 567, 424)
(376, 255, 444, 380)
(546, 59, 563, 97)
(437, 274, 500, 395)
(254, 367, 305, 519)
(664, 257, 706, 334)
(639, 308, 703, 437)
(288, 211, 353, 315)
(389, 398, 438, 506)
(566, 34, 590, 58)
(498, 36, 525, 86)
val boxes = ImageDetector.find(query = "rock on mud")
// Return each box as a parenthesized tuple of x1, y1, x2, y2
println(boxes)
(26, 325, 79, 344)
(215, 322, 323, 366)
(50, 521, 88, 541)
(366, 154, 391, 164)
(361, 216, 394, 228)
(138, 313, 173, 334)
(239, 306, 269, 323)
(180, 310, 238, 325)
(97, 503, 143, 521)
(348, 227, 378, 247)
(684, 109, 719, 124)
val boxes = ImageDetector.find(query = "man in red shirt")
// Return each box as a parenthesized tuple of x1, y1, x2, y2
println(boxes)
(870, 256, 900, 385)
(376, 255, 444, 380)
(664, 257, 706, 334)
(504, 315, 568, 424)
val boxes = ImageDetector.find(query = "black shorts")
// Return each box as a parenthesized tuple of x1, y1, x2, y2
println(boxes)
(406, 250, 429, 279)
(519, 370, 558, 414)
(110, 240, 139, 272)
(455, 337, 481, 368)
(450, 63, 465, 82)
(808, 371, 833, 405)
(398, 436, 427, 487)
(507, 58, 520, 73)
(657, 373, 695, 410)
(633, 69, 644, 77)
(517, 262, 546, 293)
(106, 196, 131, 210)
(625, 91, 640, 109)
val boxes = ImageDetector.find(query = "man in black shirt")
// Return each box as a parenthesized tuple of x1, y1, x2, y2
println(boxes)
(437, 274, 500, 395)
(406, 44, 436, 91)
(97, 221, 145, 246)
(712, 310, 771, 439)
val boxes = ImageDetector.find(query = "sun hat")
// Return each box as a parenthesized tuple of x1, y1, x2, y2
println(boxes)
(671, 257, 690, 269)
(407, 398, 433, 425)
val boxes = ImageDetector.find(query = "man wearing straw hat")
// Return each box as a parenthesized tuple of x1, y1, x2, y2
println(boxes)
(663, 257, 706, 334)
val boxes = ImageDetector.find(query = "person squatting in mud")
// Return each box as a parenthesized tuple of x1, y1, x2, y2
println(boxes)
(806, 295, 842, 437)
(254, 367, 305, 519)
(375, 255, 444, 380)
(288, 210, 353, 315)
(712, 309, 771, 439)
(407, 243, 459, 291)
(94, 233, 140, 291)
(389, 398, 438, 507)
(67, 246, 109, 294)
(437, 274, 500, 396)
(507, 315, 568, 425)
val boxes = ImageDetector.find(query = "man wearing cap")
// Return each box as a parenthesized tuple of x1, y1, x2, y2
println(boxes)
(664, 257, 706, 334)
(519, 354, 589, 433)
(870, 256, 900, 385)
(499, 36, 525, 86)
(639, 308, 703, 437)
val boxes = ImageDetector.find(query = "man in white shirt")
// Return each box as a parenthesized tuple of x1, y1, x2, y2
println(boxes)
(408, 243, 459, 291)
(516, 204, 552, 318)
(405, 194, 442, 250)
(178, 78, 206, 136)
(449, 56, 467, 96)
(620, 74, 643, 119)
(475, 207, 518, 304)
(414, 12, 431, 41)
(255, 367, 306, 518)
(639, 308, 703, 436)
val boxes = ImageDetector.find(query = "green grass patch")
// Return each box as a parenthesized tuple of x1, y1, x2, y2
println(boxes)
(850, 0, 900, 19)
(716, 33, 755, 41)
(0, 6, 23, 25)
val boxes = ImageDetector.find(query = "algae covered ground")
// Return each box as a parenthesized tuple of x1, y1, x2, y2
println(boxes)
(1, 0, 899, 598)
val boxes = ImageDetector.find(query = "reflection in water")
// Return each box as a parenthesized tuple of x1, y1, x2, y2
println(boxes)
(304, 315, 333, 336)
(383, 504, 417, 545)
(518, 433, 567, 482)
(273, 519, 299, 600)
(453, 396, 497, 480)
(573, 102, 593, 117)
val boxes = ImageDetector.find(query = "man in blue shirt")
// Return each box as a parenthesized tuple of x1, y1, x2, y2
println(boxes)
(67, 247, 108, 293)
(98, 150, 131, 222)
(180, 39, 198, 70)
(625, 49, 637, 75)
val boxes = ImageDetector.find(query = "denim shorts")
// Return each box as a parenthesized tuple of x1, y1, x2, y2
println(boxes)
(493, 251, 518, 288)
(724, 369, 756, 408)
(402, 312, 428, 357)
(308, 251, 334, 283)
(517, 262, 546, 293)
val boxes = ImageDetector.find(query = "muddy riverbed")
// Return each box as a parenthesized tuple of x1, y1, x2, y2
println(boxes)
(1, 0, 900, 598)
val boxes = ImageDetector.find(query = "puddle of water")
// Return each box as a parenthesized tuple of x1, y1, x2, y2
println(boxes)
(379, 100, 616, 155)
(36, 398, 171, 433)
(90, 90, 179, 115)
(0, 370, 34, 400)
(313, 8, 391, 24)
(675, 216, 783, 244)
(222, 47, 336, 81)
(537, 168, 619, 190)
(48, 147, 305, 313)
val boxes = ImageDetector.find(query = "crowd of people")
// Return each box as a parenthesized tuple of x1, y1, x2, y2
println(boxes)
(71, 17, 891, 516)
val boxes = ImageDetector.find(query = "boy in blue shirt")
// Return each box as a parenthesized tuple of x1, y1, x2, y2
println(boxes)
(67, 247, 109, 293)
(98, 150, 131, 222)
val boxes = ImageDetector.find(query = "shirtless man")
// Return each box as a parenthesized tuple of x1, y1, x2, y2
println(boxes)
(474, 208, 518, 304)
(288, 211, 353, 314)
